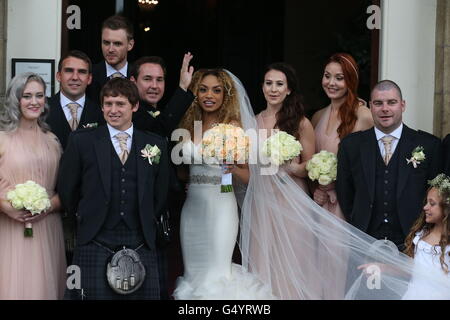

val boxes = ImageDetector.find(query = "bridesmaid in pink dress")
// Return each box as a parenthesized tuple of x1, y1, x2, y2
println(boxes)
(0, 73, 66, 299)
(256, 63, 315, 193)
(311, 53, 373, 220)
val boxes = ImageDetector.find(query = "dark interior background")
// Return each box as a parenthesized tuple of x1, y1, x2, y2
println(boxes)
(65, 0, 376, 117)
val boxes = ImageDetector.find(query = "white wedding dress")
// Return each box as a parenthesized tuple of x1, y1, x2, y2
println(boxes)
(173, 140, 274, 300)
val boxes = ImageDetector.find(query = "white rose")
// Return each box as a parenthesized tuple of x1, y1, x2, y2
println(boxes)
(414, 151, 425, 161)
(318, 175, 333, 186)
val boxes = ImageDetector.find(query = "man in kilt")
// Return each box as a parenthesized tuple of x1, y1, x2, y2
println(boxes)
(58, 78, 169, 299)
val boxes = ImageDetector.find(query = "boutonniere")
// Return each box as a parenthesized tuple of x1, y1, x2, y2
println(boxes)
(141, 144, 161, 165)
(148, 110, 161, 118)
(82, 122, 98, 128)
(406, 146, 425, 168)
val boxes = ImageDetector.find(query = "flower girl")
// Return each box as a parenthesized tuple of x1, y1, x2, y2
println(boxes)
(402, 173, 450, 299)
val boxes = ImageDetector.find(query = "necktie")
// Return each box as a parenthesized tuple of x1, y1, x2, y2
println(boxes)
(381, 136, 394, 165)
(67, 103, 80, 131)
(115, 133, 129, 164)
(110, 72, 125, 79)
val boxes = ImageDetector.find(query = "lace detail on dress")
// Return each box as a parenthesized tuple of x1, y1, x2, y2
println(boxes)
(190, 175, 221, 185)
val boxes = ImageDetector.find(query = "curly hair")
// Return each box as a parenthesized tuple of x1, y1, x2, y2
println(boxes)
(179, 69, 241, 138)
(263, 62, 306, 140)
(323, 53, 360, 140)
(404, 186, 450, 274)
(0, 72, 50, 132)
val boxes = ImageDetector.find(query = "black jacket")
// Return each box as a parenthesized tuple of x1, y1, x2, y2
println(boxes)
(87, 61, 132, 104)
(57, 125, 169, 248)
(336, 125, 442, 235)
(47, 92, 104, 150)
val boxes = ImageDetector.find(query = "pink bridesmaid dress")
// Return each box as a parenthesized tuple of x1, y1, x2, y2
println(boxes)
(314, 106, 345, 220)
(0, 127, 67, 300)
(256, 113, 310, 195)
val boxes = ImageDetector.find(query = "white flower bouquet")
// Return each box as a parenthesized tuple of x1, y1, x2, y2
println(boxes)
(306, 150, 338, 186)
(6, 180, 51, 237)
(262, 131, 303, 166)
(201, 123, 249, 192)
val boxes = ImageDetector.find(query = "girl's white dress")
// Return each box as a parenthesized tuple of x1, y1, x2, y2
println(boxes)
(403, 231, 450, 300)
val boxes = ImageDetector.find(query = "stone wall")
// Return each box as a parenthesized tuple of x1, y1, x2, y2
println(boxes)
(434, 0, 450, 137)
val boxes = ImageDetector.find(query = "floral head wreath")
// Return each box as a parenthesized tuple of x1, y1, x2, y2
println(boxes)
(428, 173, 450, 204)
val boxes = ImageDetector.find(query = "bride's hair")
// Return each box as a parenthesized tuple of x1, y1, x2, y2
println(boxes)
(262, 62, 306, 140)
(404, 184, 450, 274)
(179, 69, 242, 137)
(0, 72, 50, 132)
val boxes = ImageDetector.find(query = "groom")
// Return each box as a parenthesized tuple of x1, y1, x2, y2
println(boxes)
(58, 78, 169, 299)
(336, 80, 442, 249)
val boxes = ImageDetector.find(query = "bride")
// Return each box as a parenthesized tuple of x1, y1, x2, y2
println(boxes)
(173, 69, 273, 300)
(173, 69, 450, 300)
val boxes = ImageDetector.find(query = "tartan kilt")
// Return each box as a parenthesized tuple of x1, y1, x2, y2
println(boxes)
(64, 223, 160, 300)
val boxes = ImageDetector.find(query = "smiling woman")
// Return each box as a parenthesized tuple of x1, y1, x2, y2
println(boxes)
(0, 73, 66, 299)
(256, 62, 315, 194)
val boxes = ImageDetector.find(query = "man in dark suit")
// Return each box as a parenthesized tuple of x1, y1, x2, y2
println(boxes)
(87, 15, 134, 104)
(130, 53, 194, 299)
(337, 80, 442, 250)
(48, 50, 104, 150)
(48, 50, 105, 263)
(130, 53, 195, 137)
(58, 78, 169, 300)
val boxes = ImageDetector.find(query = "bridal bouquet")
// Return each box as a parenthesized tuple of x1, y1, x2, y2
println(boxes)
(6, 180, 51, 237)
(306, 150, 338, 186)
(201, 123, 250, 192)
(262, 131, 303, 166)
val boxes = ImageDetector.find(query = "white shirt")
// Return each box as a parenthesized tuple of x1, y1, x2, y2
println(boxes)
(107, 123, 133, 157)
(374, 124, 403, 158)
(105, 61, 128, 78)
(60, 93, 85, 123)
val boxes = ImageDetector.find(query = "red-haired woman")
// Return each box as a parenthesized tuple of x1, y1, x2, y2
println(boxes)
(311, 53, 373, 219)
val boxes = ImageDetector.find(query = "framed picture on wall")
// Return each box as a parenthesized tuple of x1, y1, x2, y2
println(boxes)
(12, 59, 55, 97)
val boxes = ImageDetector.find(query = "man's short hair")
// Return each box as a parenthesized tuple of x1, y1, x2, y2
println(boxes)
(371, 80, 403, 101)
(100, 78, 139, 106)
(102, 15, 134, 40)
(58, 50, 92, 73)
(130, 56, 167, 79)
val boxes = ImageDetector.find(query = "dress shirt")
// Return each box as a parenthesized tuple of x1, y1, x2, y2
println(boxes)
(107, 123, 133, 157)
(375, 123, 403, 159)
(60, 93, 85, 123)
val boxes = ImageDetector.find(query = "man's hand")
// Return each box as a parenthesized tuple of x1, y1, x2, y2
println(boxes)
(179, 52, 194, 91)
(313, 188, 328, 206)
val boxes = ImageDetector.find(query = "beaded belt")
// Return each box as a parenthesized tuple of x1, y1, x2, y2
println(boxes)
(190, 174, 221, 185)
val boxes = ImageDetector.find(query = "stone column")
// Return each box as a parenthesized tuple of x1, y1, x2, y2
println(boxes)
(434, 0, 450, 138)
(0, 0, 6, 104)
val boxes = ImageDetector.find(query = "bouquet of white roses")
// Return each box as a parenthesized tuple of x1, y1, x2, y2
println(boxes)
(306, 150, 338, 186)
(6, 180, 51, 237)
(201, 123, 250, 192)
(262, 131, 303, 166)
